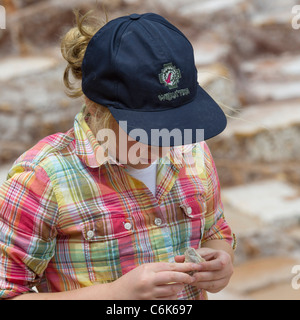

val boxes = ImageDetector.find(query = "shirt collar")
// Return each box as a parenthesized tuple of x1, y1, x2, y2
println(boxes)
(161, 144, 193, 172)
(74, 106, 192, 170)
(74, 106, 122, 168)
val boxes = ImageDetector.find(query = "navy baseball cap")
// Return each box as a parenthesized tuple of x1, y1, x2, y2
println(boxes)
(82, 13, 227, 147)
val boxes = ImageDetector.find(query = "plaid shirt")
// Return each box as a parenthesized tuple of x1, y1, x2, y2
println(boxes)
(0, 108, 236, 300)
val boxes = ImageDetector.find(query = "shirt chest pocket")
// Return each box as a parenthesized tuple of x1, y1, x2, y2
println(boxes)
(175, 195, 207, 251)
(81, 213, 134, 283)
(179, 195, 207, 218)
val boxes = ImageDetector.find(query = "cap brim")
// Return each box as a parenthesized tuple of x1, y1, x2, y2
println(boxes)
(107, 85, 227, 147)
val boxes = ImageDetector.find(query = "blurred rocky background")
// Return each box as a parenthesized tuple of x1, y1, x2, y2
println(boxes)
(0, 0, 300, 300)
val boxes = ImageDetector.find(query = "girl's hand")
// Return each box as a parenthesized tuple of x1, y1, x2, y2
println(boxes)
(175, 247, 234, 293)
(109, 262, 202, 300)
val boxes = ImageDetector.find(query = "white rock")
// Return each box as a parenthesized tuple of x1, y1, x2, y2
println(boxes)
(280, 57, 300, 76)
(241, 55, 300, 102)
(222, 180, 300, 226)
(241, 55, 300, 79)
(222, 99, 300, 137)
(0, 56, 58, 82)
(181, 0, 247, 17)
(251, 12, 294, 27)
(152, 0, 196, 11)
(247, 81, 300, 101)
(193, 36, 230, 66)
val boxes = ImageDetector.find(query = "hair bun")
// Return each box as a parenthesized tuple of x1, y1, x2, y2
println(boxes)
(61, 10, 107, 98)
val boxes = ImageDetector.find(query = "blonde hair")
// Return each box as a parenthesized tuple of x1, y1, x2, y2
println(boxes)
(61, 9, 114, 133)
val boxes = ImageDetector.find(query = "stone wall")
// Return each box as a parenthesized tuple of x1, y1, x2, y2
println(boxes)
(1, 0, 300, 300)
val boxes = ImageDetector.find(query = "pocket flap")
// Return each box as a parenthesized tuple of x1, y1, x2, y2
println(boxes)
(81, 214, 134, 242)
(179, 195, 207, 218)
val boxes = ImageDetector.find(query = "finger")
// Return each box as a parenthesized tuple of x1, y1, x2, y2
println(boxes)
(192, 270, 225, 283)
(193, 278, 229, 293)
(154, 283, 184, 298)
(153, 262, 202, 273)
(154, 271, 195, 286)
(174, 255, 185, 263)
(196, 247, 216, 257)
(196, 249, 218, 261)
(198, 259, 224, 272)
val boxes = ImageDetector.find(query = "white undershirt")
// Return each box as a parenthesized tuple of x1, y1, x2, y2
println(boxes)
(125, 161, 158, 197)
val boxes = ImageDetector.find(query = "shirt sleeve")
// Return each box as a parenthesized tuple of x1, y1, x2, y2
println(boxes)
(0, 162, 58, 299)
(201, 142, 237, 250)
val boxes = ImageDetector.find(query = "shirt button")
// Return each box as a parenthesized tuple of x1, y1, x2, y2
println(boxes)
(87, 230, 94, 239)
(124, 222, 132, 231)
(186, 207, 193, 215)
(155, 218, 162, 226)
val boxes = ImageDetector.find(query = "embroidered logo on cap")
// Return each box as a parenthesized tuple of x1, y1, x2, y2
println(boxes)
(159, 63, 182, 90)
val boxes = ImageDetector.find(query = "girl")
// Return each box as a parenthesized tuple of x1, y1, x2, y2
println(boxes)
(0, 11, 236, 300)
